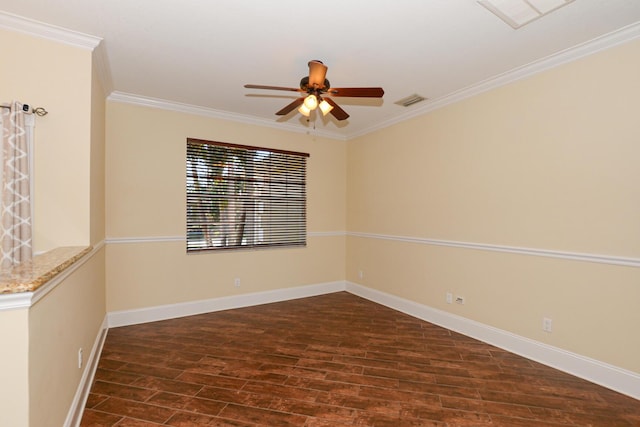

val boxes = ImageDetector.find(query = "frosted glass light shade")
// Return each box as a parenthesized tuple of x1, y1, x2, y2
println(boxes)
(303, 94, 318, 110)
(298, 104, 311, 117)
(318, 99, 333, 116)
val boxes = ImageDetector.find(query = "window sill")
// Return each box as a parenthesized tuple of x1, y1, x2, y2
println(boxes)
(0, 246, 92, 295)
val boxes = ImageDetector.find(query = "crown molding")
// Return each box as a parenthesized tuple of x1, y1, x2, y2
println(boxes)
(0, 11, 112, 95)
(348, 21, 640, 140)
(5, 7, 637, 141)
(107, 91, 347, 141)
(0, 11, 101, 50)
(111, 18, 640, 142)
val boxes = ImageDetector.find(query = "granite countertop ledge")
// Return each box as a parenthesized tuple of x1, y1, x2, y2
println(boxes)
(0, 246, 92, 294)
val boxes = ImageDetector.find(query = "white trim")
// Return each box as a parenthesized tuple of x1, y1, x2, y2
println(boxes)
(105, 236, 185, 245)
(0, 11, 102, 50)
(2, 12, 638, 141)
(348, 231, 640, 268)
(0, 241, 105, 311)
(107, 92, 347, 142)
(104, 231, 640, 267)
(64, 316, 108, 427)
(107, 281, 345, 328)
(345, 282, 640, 400)
(0, 292, 34, 310)
(347, 21, 640, 140)
(0, 11, 111, 95)
(308, 231, 347, 238)
(105, 231, 346, 245)
(30, 242, 105, 307)
(106, 21, 640, 141)
(93, 42, 114, 97)
(105, 280, 640, 399)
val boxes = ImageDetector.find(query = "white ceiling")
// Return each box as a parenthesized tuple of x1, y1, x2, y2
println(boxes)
(1, 0, 640, 139)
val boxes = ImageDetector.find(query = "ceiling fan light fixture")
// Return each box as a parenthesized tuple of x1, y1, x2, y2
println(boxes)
(303, 94, 318, 110)
(244, 60, 384, 122)
(298, 104, 311, 117)
(318, 99, 333, 116)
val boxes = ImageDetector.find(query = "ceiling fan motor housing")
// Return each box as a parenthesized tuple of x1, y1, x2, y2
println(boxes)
(299, 76, 330, 92)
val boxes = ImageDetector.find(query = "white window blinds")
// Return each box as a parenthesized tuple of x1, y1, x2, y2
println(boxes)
(186, 138, 309, 252)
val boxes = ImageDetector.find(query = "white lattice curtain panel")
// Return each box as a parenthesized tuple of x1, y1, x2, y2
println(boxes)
(0, 101, 33, 269)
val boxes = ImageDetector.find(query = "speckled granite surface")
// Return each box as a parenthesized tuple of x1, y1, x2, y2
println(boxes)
(0, 246, 91, 294)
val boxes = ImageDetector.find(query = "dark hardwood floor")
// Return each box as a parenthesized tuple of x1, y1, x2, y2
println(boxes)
(81, 292, 640, 426)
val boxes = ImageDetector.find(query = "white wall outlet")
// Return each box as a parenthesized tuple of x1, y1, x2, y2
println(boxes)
(234, 278, 241, 287)
(455, 295, 465, 305)
(358, 270, 364, 279)
(78, 348, 83, 369)
(543, 317, 553, 333)
(446, 292, 453, 304)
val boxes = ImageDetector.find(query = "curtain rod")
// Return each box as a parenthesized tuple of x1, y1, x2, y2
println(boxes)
(0, 104, 48, 116)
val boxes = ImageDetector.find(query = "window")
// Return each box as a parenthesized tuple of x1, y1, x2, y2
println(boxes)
(186, 138, 309, 252)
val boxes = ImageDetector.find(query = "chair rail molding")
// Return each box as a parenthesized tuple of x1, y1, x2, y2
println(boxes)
(348, 231, 640, 268)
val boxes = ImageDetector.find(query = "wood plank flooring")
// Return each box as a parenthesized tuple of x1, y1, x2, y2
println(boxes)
(81, 292, 640, 426)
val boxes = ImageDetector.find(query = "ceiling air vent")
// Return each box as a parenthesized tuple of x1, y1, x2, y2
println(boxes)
(394, 94, 427, 107)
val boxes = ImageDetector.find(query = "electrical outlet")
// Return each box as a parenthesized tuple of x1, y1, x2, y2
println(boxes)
(78, 348, 83, 369)
(446, 292, 453, 304)
(358, 270, 364, 279)
(455, 296, 465, 305)
(234, 278, 241, 287)
(543, 317, 553, 333)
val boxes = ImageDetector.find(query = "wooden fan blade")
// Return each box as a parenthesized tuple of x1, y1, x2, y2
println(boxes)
(308, 60, 328, 89)
(276, 97, 305, 116)
(326, 87, 385, 98)
(245, 84, 303, 93)
(323, 97, 349, 121)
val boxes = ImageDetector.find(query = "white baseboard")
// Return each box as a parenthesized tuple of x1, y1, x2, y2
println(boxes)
(107, 281, 345, 328)
(65, 315, 109, 427)
(345, 281, 640, 400)
(102, 280, 638, 400)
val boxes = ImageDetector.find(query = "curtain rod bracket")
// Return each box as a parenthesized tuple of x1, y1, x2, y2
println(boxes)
(1, 103, 48, 116)
(32, 107, 48, 116)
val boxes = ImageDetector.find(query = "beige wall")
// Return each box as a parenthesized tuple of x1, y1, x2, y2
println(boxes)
(0, 28, 107, 426)
(347, 39, 640, 373)
(0, 29, 94, 253)
(29, 249, 106, 427)
(0, 309, 29, 427)
(90, 52, 107, 246)
(105, 103, 346, 311)
(3, 22, 638, 426)
(105, 40, 640, 375)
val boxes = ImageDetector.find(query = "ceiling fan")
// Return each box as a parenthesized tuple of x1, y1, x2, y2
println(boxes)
(244, 60, 384, 121)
